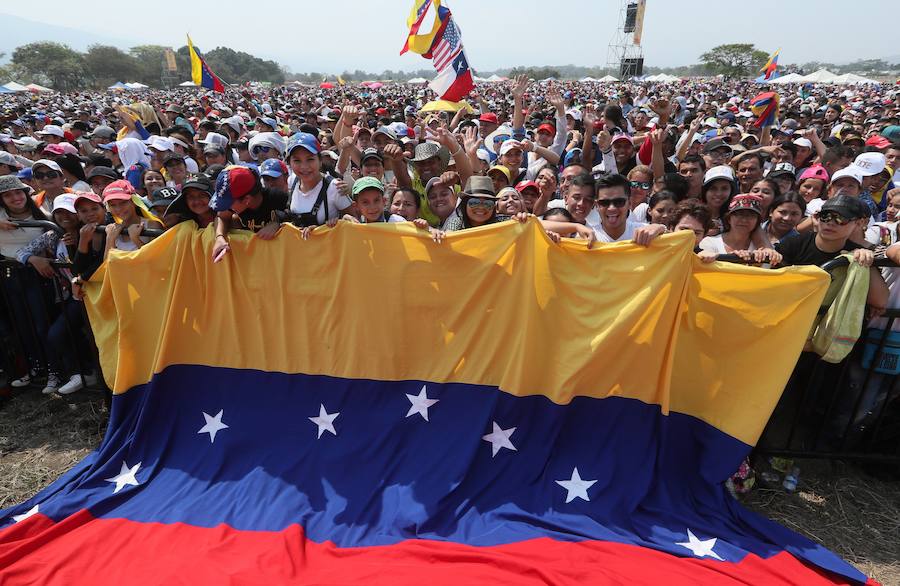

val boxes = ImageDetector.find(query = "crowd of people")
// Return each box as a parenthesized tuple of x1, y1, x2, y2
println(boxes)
(0, 79, 898, 449)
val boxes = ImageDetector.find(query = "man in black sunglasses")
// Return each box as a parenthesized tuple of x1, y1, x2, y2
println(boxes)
(592, 173, 666, 245)
(775, 195, 877, 270)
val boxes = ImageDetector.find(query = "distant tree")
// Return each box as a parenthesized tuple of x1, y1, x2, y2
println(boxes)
(699, 43, 769, 78)
(11, 42, 86, 90)
(84, 45, 140, 88)
(508, 66, 562, 80)
(129, 45, 171, 87)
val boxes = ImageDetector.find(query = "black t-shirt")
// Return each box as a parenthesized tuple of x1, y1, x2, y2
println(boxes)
(236, 190, 288, 232)
(774, 232, 863, 267)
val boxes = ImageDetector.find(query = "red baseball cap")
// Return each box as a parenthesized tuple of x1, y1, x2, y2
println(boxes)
(73, 191, 103, 206)
(102, 179, 136, 202)
(536, 123, 555, 136)
(375, 107, 388, 116)
(479, 113, 499, 125)
(515, 180, 540, 193)
(865, 135, 892, 150)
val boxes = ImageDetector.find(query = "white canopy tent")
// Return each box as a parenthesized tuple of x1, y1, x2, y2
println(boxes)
(769, 72, 804, 84)
(178, 81, 198, 87)
(486, 74, 506, 82)
(125, 82, 148, 89)
(2, 82, 28, 92)
(599, 74, 619, 82)
(407, 77, 428, 84)
(831, 73, 879, 85)
(579, 76, 598, 82)
(798, 69, 839, 83)
(25, 83, 53, 93)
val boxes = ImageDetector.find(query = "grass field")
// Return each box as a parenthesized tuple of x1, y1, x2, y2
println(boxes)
(1, 389, 898, 585)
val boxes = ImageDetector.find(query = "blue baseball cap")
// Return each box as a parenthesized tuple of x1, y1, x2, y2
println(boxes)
(17, 167, 33, 181)
(285, 132, 320, 158)
(255, 116, 278, 130)
(259, 158, 288, 178)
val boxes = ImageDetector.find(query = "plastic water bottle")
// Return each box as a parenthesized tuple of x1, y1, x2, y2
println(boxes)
(782, 467, 800, 492)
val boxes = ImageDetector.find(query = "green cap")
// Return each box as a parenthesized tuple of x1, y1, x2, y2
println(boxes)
(351, 176, 385, 199)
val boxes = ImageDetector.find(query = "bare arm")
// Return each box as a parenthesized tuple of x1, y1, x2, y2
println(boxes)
(511, 75, 528, 133)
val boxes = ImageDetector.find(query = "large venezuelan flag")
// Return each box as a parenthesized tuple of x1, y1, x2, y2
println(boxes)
(187, 34, 225, 93)
(0, 221, 876, 585)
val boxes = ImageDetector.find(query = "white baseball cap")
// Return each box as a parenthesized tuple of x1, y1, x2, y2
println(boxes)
(703, 165, 736, 186)
(792, 137, 813, 149)
(831, 166, 864, 185)
(51, 193, 78, 215)
(853, 152, 886, 177)
(565, 109, 582, 121)
(35, 124, 65, 138)
(498, 140, 523, 156)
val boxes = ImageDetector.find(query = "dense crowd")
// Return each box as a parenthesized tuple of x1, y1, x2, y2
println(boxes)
(0, 79, 898, 418)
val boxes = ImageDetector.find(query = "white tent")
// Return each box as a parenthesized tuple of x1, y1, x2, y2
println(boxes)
(579, 76, 598, 82)
(798, 69, 839, 83)
(832, 73, 879, 85)
(108, 81, 128, 90)
(599, 74, 619, 82)
(407, 77, 427, 84)
(486, 74, 505, 82)
(2, 81, 28, 92)
(178, 80, 198, 87)
(25, 83, 53, 92)
(125, 82, 148, 89)
(769, 72, 804, 84)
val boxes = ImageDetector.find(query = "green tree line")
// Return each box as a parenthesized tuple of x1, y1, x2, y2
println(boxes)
(0, 42, 286, 90)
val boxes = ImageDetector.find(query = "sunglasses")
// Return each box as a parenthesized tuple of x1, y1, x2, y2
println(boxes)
(816, 211, 852, 226)
(597, 197, 628, 208)
(629, 181, 651, 190)
(33, 171, 60, 180)
(466, 197, 495, 209)
(251, 146, 272, 156)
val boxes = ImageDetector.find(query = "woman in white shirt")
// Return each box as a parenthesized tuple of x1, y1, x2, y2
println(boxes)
(699, 194, 780, 264)
(286, 133, 352, 227)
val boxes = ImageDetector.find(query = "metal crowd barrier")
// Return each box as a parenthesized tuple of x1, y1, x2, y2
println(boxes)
(717, 253, 900, 464)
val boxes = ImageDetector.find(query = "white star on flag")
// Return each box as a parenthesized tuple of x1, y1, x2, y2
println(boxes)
(677, 529, 724, 561)
(482, 421, 517, 457)
(12, 504, 39, 523)
(105, 461, 142, 494)
(555, 467, 597, 503)
(405, 386, 439, 421)
(197, 409, 229, 443)
(309, 404, 340, 439)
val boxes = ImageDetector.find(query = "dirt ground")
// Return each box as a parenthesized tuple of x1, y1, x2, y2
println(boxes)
(1, 389, 898, 585)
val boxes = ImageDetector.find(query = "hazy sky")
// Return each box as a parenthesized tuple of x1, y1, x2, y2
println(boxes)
(1, 0, 897, 73)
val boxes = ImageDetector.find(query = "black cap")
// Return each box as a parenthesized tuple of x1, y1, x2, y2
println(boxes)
(152, 186, 180, 201)
(72, 121, 92, 132)
(821, 195, 869, 220)
(181, 174, 213, 194)
(360, 148, 383, 164)
(163, 152, 186, 165)
(86, 166, 119, 180)
(703, 138, 732, 154)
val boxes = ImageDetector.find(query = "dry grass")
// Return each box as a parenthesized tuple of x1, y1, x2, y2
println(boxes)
(744, 460, 900, 586)
(1, 390, 898, 584)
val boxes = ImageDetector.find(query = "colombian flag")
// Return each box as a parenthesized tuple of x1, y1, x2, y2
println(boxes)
(187, 34, 225, 93)
(0, 221, 876, 584)
(751, 91, 781, 128)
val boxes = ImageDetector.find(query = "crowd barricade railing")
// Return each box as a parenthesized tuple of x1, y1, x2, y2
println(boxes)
(1, 220, 163, 398)
(716, 252, 900, 464)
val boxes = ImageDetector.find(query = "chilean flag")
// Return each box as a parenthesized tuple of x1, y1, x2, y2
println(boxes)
(0, 223, 876, 585)
(426, 15, 474, 101)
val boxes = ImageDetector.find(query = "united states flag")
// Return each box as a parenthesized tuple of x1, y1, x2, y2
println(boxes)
(432, 19, 462, 72)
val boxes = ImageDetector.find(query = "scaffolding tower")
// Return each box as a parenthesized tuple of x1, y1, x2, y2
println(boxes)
(606, 0, 646, 78)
